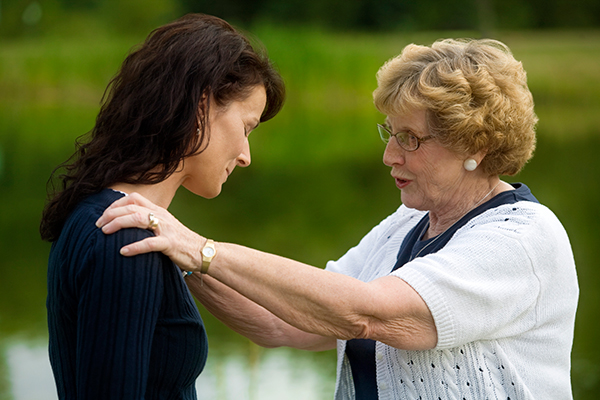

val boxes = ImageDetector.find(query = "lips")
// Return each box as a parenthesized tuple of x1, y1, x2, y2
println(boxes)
(394, 177, 411, 189)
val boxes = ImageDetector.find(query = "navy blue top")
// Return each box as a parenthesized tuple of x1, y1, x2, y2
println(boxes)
(345, 183, 538, 399)
(47, 189, 208, 399)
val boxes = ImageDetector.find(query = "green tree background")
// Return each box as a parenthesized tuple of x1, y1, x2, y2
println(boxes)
(1, 0, 600, 37)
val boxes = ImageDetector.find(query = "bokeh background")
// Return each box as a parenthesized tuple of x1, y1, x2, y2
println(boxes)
(1, 0, 599, 399)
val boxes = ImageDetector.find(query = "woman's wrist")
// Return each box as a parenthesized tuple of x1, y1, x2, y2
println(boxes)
(200, 239, 216, 274)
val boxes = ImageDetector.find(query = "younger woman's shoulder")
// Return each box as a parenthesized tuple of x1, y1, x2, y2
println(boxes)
(58, 189, 155, 254)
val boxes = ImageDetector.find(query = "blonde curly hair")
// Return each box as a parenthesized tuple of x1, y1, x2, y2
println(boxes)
(373, 38, 537, 176)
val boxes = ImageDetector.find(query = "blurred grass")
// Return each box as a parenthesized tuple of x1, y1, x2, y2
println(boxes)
(1, 26, 599, 397)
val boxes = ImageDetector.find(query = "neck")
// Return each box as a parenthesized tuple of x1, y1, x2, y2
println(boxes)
(110, 173, 184, 209)
(426, 178, 506, 239)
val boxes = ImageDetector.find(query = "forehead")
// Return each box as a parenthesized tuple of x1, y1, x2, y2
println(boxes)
(215, 85, 266, 118)
(386, 108, 428, 133)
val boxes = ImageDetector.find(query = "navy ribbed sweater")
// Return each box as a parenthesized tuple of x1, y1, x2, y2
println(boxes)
(47, 189, 208, 399)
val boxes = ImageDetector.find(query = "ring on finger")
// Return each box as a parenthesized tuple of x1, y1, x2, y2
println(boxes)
(148, 212, 160, 230)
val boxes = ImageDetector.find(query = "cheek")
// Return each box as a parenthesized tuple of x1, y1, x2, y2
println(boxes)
(413, 158, 457, 192)
(409, 157, 438, 183)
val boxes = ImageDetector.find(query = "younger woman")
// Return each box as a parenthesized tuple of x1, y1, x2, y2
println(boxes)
(40, 14, 285, 399)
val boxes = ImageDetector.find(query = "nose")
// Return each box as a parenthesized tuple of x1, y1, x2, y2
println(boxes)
(236, 138, 251, 167)
(382, 139, 405, 167)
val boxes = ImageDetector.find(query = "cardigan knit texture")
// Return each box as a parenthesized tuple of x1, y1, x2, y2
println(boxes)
(326, 185, 578, 399)
(47, 189, 208, 399)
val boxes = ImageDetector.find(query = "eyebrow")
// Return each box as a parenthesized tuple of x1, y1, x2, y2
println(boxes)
(384, 118, 404, 131)
(384, 118, 418, 135)
(385, 118, 405, 132)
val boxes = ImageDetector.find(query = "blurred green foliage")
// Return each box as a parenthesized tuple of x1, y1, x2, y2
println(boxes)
(0, 10, 599, 398)
(1, 0, 600, 38)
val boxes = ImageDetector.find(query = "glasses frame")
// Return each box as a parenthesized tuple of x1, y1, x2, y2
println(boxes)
(377, 123, 432, 152)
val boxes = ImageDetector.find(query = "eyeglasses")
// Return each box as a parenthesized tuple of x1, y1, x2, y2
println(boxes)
(377, 123, 432, 152)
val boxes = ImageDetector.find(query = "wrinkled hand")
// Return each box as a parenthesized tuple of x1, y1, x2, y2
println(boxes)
(95, 192, 205, 272)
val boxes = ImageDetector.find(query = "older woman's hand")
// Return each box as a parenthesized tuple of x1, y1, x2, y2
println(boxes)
(95, 192, 205, 272)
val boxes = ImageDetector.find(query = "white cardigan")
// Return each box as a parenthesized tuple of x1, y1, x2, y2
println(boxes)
(325, 201, 579, 399)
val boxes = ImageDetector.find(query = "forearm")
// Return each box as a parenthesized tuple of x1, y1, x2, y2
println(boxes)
(187, 272, 335, 351)
(205, 243, 371, 341)
(202, 242, 436, 350)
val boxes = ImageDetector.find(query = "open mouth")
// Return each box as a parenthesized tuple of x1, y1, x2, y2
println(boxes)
(395, 177, 411, 189)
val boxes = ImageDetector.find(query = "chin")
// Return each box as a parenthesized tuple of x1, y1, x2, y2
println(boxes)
(184, 184, 222, 199)
(401, 194, 426, 212)
(203, 187, 222, 199)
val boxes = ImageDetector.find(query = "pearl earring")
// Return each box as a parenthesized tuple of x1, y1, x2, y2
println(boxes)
(196, 128, 200, 136)
(464, 158, 478, 171)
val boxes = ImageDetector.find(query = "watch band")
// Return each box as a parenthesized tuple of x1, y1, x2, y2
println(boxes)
(201, 239, 216, 274)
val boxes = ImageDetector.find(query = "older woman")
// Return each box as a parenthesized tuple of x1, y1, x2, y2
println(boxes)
(96, 38, 579, 399)
(41, 14, 284, 399)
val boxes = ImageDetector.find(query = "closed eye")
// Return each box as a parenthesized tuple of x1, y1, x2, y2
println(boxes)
(245, 120, 260, 137)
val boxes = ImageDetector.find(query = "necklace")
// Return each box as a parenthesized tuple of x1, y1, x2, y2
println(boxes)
(411, 180, 501, 261)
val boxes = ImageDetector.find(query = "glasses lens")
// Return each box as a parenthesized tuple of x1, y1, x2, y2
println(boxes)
(377, 124, 391, 143)
(396, 133, 418, 151)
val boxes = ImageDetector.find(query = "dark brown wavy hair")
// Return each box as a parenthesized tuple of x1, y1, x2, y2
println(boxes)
(40, 14, 285, 242)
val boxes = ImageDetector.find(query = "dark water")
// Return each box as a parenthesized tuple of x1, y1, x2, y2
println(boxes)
(0, 132, 598, 399)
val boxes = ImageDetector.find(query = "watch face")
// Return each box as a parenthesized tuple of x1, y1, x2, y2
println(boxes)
(203, 247, 215, 258)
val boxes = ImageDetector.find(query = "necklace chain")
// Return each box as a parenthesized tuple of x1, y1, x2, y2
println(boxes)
(472, 180, 501, 209)
(411, 181, 501, 261)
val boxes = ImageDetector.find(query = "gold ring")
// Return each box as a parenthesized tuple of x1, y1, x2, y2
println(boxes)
(148, 212, 159, 230)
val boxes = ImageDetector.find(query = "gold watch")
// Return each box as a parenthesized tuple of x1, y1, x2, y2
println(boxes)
(201, 239, 216, 274)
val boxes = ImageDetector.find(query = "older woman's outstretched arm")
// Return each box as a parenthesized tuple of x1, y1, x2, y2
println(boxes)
(96, 193, 437, 350)
(199, 242, 437, 350)
(186, 272, 336, 351)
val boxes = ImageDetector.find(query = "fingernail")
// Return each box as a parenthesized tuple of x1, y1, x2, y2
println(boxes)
(120, 247, 130, 255)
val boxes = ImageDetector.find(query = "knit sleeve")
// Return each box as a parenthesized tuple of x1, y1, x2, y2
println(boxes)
(393, 204, 566, 349)
(74, 227, 164, 399)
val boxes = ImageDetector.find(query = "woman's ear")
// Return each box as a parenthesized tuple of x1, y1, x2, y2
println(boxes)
(474, 148, 488, 165)
(198, 91, 209, 116)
